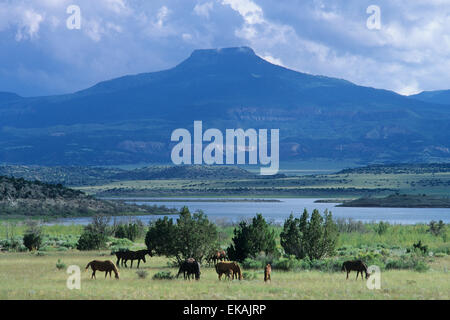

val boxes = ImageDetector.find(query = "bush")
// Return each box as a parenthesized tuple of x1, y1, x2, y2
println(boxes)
(114, 220, 145, 242)
(76, 232, 107, 251)
(242, 272, 258, 280)
(0, 237, 27, 252)
(375, 221, 389, 235)
(242, 258, 263, 269)
(109, 238, 134, 253)
(56, 259, 66, 270)
(136, 270, 149, 279)
(272, 256, 304, 271)
(76, 215, 111, 251)
(152, 271, 174, 280)
(385, 254, 428, 272)
(23, 221, 43, 251)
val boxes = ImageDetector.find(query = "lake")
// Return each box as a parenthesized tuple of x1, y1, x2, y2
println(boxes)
(50, 198, 450, 226)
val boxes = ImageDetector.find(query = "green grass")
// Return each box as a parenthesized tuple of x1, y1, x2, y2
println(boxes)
(74, 171, 450, 198)
(0, 251, 448, 300)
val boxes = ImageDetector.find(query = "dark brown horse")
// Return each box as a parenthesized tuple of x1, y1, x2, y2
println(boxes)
(177, 258, 201, 280)
(342, 260, 369, 280)
(115, 249, 152, 268)
(85, 260, 119, 279)
(264, 264, 271, 282)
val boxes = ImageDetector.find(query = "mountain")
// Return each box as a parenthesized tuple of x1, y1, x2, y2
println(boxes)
(410, 90, 450, 105)
(0, 92, 22, 103)
(1, 46, 449, 165)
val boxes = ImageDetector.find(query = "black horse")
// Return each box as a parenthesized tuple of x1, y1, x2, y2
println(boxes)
(341, 260, 369, 280)
(115, 249, 152, 269)
(177, 258, 201, 280)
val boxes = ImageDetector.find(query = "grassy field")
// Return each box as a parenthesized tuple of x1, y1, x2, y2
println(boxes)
(75, 171, 450, 198)
(0, 251, 448, 300)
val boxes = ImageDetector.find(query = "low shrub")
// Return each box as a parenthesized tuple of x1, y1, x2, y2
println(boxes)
(56, 259, 66, 270)
(153, 271, 174, 280)
(136, 270, 149, 279)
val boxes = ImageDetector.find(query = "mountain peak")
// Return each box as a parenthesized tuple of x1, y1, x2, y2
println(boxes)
(190, 46, 256, 57)
(176, 46, 261, 70)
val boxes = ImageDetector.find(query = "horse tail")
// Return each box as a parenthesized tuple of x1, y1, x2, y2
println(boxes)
(85, 261, 92, 271)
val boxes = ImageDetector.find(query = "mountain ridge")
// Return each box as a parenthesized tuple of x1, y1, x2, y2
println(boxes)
(0, 46, 449, 165)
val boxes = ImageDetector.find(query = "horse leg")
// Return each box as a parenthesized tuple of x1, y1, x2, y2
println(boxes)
(130, 260, 134, 269)
(356, 271, 359, 280)
(346, 271, 349, 279)
(137, 259, 140, 269)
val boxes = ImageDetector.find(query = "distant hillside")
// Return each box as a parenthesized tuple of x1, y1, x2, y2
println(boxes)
(410, 90, 450, 105)
(339, 194, 450, 208)
(0, 175, 177, 217)
(0, 165, 260, 186)
(110, 165, 258, 180)
(0, 166, 123, 186)
(338, 163, 450, 175)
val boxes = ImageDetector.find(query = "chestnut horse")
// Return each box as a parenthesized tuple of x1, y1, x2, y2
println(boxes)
(264, 264, 271, 282)
(85, 260, 120, 279)
(208, 250, 227, 265)
(215, 262, 242, 280)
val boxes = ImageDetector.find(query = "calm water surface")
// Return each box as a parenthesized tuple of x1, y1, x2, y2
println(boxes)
(50, 198, 450, 225)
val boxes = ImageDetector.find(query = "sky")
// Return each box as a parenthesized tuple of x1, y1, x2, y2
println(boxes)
(0, 0, 449, 97)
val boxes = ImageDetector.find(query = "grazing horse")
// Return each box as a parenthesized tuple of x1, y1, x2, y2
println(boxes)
(116, 249, 151, 268)
(85, 260, 119, 279)
(231, 262, 242, 280)
(208, 250, 228, 265)
(215, 262, 242, 281)
(264, 264, 271, 282)
(177, 258, 201, 280)
(341, 260, 369, 280)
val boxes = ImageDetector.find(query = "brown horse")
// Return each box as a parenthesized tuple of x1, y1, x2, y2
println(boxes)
(208, 250, 227, 265)
(215, 262, 242, 281)
(341, 260, 369, 280)
(177, 258, 201, 280)
(264, 264, 271, 282)
(215, 262, 234, 280)
(85, 260, 120, 279)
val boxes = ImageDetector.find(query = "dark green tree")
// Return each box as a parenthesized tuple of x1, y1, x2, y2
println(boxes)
(280, 209, 338, 260)
(227, 214, 277, 262)
(280, 214, 303, 258)
(145, 207, 218, 263)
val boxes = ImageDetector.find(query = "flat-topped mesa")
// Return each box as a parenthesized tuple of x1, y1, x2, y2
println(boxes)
(175, 46, 264, 70)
